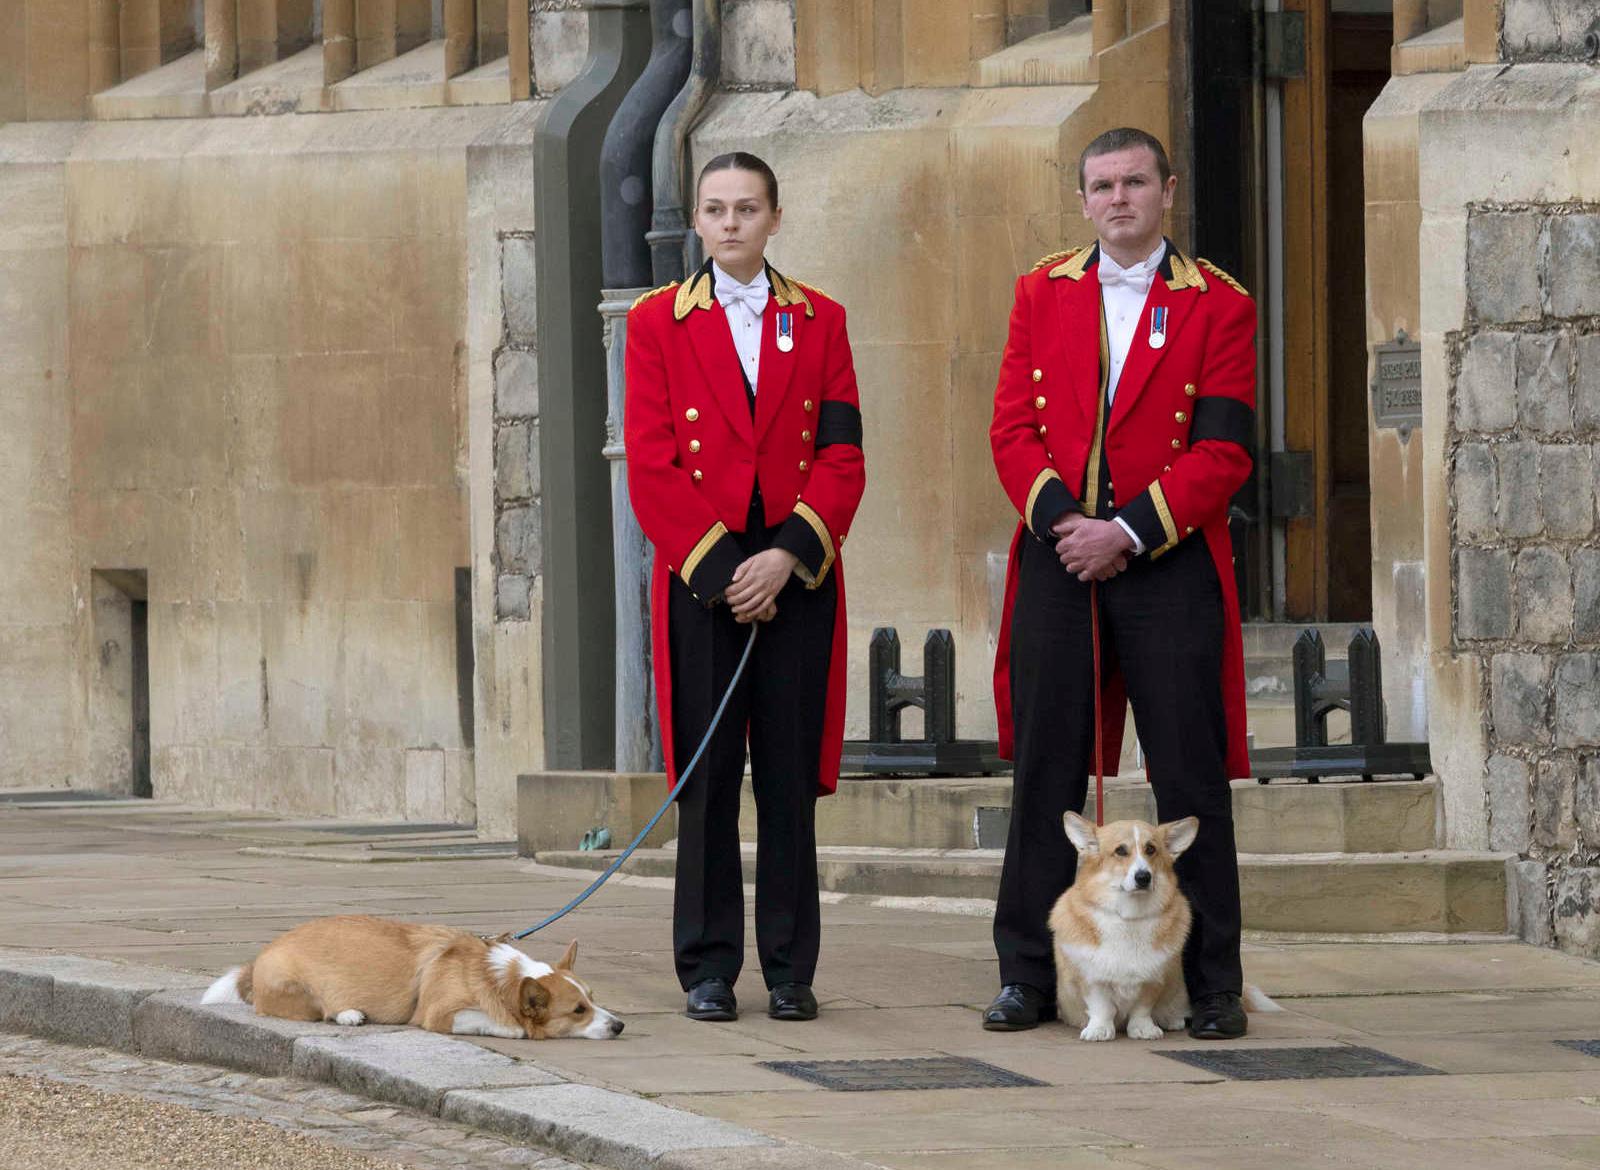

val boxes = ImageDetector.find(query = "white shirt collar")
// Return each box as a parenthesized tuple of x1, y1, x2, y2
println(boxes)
(1097, 239, 1167, 285)
(711, 261, 771, 301)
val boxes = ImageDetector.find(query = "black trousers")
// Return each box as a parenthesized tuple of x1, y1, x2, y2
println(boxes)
(668, 519, 836, 992)
(995, 530, 1243, 999)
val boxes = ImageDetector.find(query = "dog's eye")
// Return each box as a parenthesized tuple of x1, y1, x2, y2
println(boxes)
(1114, 845, 1129, 857)
(573, 1006, 586, 1015)
(1144, 843, 1156, 856)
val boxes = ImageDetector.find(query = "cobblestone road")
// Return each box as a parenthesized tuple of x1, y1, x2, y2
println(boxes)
(0, 1032, 592, 1170)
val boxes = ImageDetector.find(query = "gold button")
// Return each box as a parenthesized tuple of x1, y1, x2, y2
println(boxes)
(692, 469, 703, 481)
(1034, 396, 1046, 410)
(1184, 383, 1196, 397)
(804, 399, 814, 412)
(1171, 438, 1182, 449)
(1032, 369, 1042, 383)
(1175, 411, 1187, 423)
(1163, 465, 1172, 473)
(1185, 526, 1194, 534)
(689, 439, 701, 453)
(1107, 482, 1113, 493)
(799, 460, 809, 471)
(802, 429, 812, 442)
(685, 407, 699, 422)
(1038, 424, 1047, 436)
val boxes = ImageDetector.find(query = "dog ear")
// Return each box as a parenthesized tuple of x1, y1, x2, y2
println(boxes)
(1063, 812, 1100, 854)
(1161, 816, 1200, 858)
(519, 977, 551, 1020)
(556, 940, 578, 970)
(487, 931, 512, 945)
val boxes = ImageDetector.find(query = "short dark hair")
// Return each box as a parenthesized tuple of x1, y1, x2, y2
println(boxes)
(696, 151, 780, 210)
(1077, 128, 1172, 192)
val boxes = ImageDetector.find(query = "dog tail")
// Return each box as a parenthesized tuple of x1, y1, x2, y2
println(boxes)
(201, 963, 253, 1005)
(1241, 983, 1281, 1014)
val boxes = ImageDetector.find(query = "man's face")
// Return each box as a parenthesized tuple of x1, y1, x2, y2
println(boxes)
(1079, 146, 1176, 253)
(693, 168, 782, 272)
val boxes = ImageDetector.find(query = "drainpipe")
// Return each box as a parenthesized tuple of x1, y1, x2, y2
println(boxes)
(647, 0, 721, 283)
(601, 0, 693, 289)
(532, 0, 652, 770)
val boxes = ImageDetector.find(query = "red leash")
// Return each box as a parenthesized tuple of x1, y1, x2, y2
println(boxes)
(1089, 580, 1105, 827)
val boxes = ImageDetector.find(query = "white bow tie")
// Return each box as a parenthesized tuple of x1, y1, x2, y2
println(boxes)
(1098, 263, 1155, 292)
(716, 280, 769, 315)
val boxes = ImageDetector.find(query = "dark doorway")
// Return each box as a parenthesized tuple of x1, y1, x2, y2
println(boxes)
(92, 569, 150, 797)
(1325, 11, 1389, 621)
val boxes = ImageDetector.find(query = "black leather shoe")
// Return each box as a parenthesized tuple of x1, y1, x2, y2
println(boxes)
(768, 982, 818, 1021)
(686, 977, 737, 1022)
(1187, 991, 1247, 1039)
(982, 983, 1058, 1031)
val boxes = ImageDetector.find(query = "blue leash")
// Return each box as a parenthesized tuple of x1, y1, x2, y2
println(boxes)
(514, 623, 759, 939)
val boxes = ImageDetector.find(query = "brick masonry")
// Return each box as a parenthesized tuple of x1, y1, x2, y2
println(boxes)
(495, 232, 541, 622)
(1452, 201, 1600, 958)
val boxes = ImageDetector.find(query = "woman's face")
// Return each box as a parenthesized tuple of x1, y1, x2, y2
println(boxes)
(693, 167, 782, 274)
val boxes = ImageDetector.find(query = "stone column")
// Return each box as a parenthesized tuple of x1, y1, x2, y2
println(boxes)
(601, 288, 663, 774)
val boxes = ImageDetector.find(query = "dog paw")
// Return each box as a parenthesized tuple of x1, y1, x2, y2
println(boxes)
(1153, 1011, 1186, 1031)
(1078, 1020, 1116, 1042)
(1127, 1016, 1164, 1041)
(334, 1010, 366, 1026)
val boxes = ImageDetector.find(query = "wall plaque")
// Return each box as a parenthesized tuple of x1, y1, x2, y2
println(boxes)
(1372, 330, 1422, 434)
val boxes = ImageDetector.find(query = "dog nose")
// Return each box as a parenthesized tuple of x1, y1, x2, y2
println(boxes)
(1134, 870, 1152, 889)
(610, 1018, 624, 1035)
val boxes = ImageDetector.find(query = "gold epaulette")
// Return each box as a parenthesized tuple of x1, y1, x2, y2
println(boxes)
(674, 270, 715, 320)
(631, 282, 679, 311)
(1197, 258, 1249, 297)
(1048, 247, 1094, 281)
(1031, 247, 1081, 273)
(769, 269, 818, 318)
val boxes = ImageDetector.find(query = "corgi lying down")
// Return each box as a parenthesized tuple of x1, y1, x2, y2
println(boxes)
(202, 915, 623, 1040)
(1050, 813, 1198, 1042)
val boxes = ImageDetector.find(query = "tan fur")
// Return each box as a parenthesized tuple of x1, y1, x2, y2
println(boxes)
(1048, 815, 1197, 1042)
(215, 915, 621, 1041)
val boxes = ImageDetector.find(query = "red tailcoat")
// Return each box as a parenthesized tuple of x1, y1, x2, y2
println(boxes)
(990, 243, 1256, 779)
(624, 263, 866, 795)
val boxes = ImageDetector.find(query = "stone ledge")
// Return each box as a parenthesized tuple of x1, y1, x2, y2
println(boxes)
(441, 1083, 776, 1170)
(293, 1029, 563, 1112)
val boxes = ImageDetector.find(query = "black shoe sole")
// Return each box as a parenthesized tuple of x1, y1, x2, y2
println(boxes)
(982, 1017, 1040, 1032)
(686, 1005, 738, 1022)
(768, 1006, 817, 1021)
(1187, 1022, 1247, 1040)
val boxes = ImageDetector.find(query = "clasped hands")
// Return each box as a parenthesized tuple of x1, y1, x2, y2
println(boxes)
(1052, 512, 1133, 582)
(722, 548, 798, 623)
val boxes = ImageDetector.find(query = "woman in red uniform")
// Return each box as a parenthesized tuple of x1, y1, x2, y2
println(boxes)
(624, 153, 866, 1023)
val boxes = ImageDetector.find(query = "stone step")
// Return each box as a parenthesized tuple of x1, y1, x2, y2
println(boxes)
(742, 777, 1440, 854)
(534, 846, 1512, 936)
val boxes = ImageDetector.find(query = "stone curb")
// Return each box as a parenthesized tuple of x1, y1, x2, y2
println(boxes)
(0, 951, 887, 1170)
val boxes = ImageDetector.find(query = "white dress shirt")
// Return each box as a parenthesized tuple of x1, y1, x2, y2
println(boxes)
(1099, 238, 1166, 406)
(1098, 239, 1167, 555)
(712, 261, 770, 390)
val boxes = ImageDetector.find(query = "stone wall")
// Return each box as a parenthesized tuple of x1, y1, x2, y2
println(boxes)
(1452, 201, 1600, 954)
(1414, 26, 1600, 955)
(0, 105, 543, 828)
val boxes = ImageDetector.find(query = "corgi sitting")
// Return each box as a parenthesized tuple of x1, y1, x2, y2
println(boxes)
(1048, 813, 1198, 1042)
(201, 915, 623, 1040)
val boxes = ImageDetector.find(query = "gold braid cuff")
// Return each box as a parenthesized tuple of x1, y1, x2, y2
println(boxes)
(1148, 482, 1181, 560)
(791, 501, 836, 587)
(680, 521, 730, 583)
(1025, 468, 1063, 525)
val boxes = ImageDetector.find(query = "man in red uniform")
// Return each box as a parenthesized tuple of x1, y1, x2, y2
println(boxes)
(624, 153, 865, 1024)
(985, 128, 1256, 1039)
